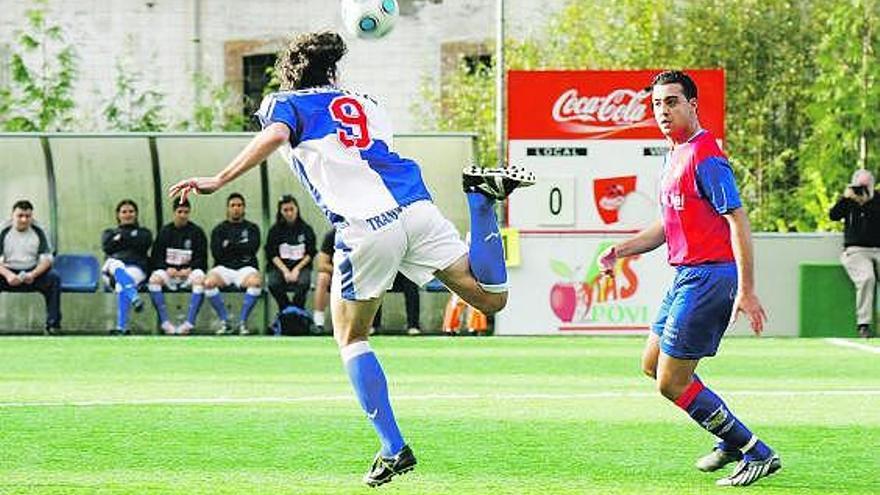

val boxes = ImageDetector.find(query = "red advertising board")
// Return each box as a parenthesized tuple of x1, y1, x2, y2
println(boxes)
(508, 70, 725, 140)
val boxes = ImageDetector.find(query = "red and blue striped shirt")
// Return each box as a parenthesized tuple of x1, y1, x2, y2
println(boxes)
(660, 130, 742, 266)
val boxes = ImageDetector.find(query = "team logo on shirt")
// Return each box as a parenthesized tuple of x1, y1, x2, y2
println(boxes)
(662, 192, 685, 211)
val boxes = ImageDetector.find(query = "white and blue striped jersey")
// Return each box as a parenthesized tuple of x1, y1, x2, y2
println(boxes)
(256, 86, 432, 224)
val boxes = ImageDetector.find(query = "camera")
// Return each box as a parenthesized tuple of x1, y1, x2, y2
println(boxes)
(850, 185, 868, 195)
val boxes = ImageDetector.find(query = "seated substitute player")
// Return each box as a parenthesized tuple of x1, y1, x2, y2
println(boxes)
(204, 193, 262, 335)
(169, 31, 534, 487)
(599, 71, 780, 487)
(312, 229, 335, 333)
(0, 200, 62, 334)
(101, 199, 151, 335)
(265, 194, 317, 313)
(147, 197, 208, 335)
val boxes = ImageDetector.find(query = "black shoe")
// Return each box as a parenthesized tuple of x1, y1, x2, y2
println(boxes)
(363, 444, 417, 487)
(462, 165, 535, 200)
(131, 296, 144, 313)
(43, 324, 60, 336)
(109, 327, 129, 336)
(857, 324, 873, 338)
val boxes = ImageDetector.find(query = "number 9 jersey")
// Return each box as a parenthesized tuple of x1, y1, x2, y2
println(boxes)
(256, 87, 433, 225)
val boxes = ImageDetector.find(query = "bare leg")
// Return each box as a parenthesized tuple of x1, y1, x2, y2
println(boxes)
(434, 255, 507, 315)
(641, 332, 661, 379)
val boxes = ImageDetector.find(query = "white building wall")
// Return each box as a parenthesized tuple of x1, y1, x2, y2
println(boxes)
(0, 0, 566, 132)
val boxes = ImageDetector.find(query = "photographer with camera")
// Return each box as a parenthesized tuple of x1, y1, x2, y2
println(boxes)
(830, 169, 880, 338)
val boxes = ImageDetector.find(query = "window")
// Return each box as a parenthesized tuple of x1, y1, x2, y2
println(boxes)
(242, 53, 277, 130)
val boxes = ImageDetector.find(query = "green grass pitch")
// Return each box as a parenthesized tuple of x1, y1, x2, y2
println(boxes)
(0, 336, 878, 494)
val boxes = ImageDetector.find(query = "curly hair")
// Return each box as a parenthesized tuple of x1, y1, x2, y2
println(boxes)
(275, 31, 348, 90)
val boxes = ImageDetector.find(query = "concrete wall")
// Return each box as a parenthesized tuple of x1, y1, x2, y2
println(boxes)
(0, 0, 567, 132)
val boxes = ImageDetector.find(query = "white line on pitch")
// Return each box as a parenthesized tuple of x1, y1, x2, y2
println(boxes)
(1, 389, 880, 409)
(825, 338, 880, 355)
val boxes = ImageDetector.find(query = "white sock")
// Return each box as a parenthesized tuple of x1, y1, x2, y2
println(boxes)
(314, 311, 325, 326)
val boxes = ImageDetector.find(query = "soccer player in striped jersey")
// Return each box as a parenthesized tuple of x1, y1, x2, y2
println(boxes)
(169, 31, 533, 486)
(599, 71, 781, 487)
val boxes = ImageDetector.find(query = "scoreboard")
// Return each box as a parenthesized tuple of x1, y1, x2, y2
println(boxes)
(498, 70, 725, 335)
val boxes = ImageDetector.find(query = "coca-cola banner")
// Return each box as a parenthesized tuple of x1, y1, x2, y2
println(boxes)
(508, 70, 725, 140)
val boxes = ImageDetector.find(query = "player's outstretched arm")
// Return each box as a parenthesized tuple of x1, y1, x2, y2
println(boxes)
(725, 207, 767, 335)
(599, 220, 665, 274)
(169, 123, 291, 201)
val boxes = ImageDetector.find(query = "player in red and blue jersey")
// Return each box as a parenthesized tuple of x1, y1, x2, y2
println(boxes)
(599, 71, 780, 487)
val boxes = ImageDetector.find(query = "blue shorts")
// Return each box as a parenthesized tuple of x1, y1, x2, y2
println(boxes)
(652, 262, 737, 360)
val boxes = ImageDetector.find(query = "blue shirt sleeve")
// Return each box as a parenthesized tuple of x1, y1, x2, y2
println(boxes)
(695, 156, 742, 214)
(255, 94, 298, 140)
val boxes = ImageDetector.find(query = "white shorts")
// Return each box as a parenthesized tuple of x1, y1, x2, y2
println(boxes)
(151, 268, 206, 291)
(210, 265, 259, 288)
(102, 258, 146, 292)
(332, 200, 467, 301)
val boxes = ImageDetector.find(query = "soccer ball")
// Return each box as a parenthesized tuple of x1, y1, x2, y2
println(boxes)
(340, 0, 399, 39)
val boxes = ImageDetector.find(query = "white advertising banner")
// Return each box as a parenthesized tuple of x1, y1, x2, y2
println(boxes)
(497, 233, 675, 335)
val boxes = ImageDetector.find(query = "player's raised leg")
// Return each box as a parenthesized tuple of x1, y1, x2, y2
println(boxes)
(435, 166, 534, 313)
(332, 293, 416, 487)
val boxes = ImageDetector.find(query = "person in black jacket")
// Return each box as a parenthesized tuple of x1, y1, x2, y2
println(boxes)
(147, 198, 208, 335)
(204, 193, 262, 335)
(830, 169, 880, 338)
(265, 195, 316, 313)
(101, 199, 152, 335)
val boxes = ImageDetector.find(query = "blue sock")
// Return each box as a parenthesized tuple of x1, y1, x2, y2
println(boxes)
(206, 288, 228, 322)
(187, 291, 204, 324)
(116, 291, 130, 329)
(677, 375, 773, 461)
(239, 287, 261, 323)
(148, 285, 169, 323)
(114, 267, 139, 303)
(466, 192, 507, 290)
(342, 341, 405, 456)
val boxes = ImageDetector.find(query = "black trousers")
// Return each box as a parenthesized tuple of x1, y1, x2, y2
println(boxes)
(374, 273, 420, 329)
(267, 268, 311, 311)
(0, 269, 62, 328)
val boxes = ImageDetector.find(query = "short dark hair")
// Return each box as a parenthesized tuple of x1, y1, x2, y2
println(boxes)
(172, 197, 191, 210)
(650, 71, 698, 100)
(12, 200, 34, 211)
(276, 31, 347, 90)
(227, 192, 245, 206)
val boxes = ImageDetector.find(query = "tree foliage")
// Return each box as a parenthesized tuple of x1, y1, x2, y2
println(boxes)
(178, 74, 250, 132)
(419, 0, 880, 231)
(0, 0, 77, 132)
(103, 57, 166, 132)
